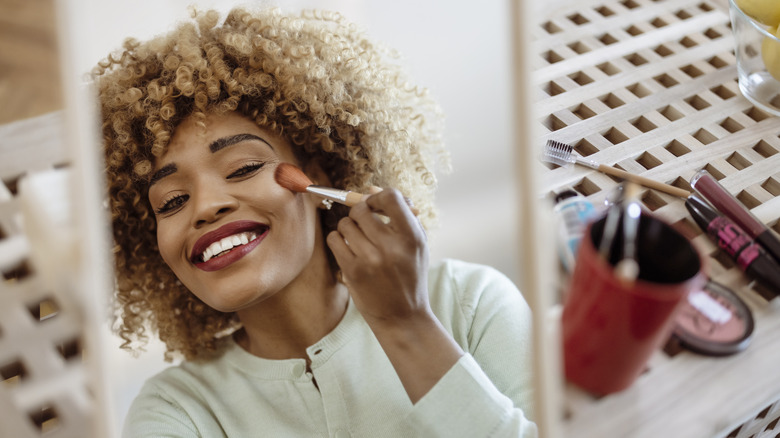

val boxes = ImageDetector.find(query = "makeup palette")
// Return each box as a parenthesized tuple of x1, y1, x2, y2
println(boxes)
(672, 280, 754, 356)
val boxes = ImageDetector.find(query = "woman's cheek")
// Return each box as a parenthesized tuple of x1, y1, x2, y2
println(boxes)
(156, 224, 180, 269)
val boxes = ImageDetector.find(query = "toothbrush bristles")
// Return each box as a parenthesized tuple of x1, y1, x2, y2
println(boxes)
(542, 139, 576, 167)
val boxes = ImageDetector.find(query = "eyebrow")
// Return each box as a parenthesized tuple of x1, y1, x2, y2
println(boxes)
(148, 133, 274, 186)
(209, 133, 273, 153)
(149, 163, 177, 186)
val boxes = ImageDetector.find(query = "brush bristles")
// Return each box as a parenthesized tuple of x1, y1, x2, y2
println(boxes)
(542, 139, 575, 167)
(274, 163, 313, 193)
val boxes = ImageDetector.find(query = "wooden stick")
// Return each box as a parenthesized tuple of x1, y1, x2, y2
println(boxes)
(596, 164, 691, 198)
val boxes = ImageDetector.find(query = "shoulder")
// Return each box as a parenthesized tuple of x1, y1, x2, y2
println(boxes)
(136, 360, 205, 395)
(427, 259, 529, 346)
(122, 355, 229, 436)
(132, 347, 241, 403)
(428, 258, 524, 314)
(428, 258, 516, 290)
(126, 358, 212, 413)
(122, 364, 200, 436)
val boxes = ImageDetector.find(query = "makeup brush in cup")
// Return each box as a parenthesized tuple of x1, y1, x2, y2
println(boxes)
(614, 182, 642, 284)
(542, 140, 691, 198)
(598, 197, 623, 260)
(274, 163, 370, 207)
(597, 182, 642, 284)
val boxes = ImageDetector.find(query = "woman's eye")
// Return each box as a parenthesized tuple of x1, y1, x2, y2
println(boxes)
(228, 162, 265, 179)
(156, 194, 189, 215)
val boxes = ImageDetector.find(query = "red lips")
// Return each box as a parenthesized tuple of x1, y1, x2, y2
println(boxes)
(190, 220, 269, 270)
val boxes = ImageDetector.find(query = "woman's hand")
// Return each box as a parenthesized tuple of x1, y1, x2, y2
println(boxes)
(326, 188, 463, 403)
(326, 188, 429, 327)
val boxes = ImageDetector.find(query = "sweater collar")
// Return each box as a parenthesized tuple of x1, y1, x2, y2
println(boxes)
(223, 298, 363, 378)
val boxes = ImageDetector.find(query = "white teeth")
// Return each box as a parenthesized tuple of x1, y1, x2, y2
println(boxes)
(200, 231, 258, 263)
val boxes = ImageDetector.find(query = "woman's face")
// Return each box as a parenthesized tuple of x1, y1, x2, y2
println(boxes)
(147, 111, 328, 312)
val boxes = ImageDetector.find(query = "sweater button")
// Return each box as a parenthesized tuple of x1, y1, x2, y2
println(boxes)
(292, 362, 306, 378)
(333, 430, 350, 438)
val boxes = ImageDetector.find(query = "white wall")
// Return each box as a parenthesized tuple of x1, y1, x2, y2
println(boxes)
(75, 0, 518, 430)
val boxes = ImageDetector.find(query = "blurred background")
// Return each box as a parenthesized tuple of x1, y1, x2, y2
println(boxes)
(2, 0, 520, 431)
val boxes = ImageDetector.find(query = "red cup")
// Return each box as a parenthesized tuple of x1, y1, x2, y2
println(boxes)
(562, 212, 706, 395)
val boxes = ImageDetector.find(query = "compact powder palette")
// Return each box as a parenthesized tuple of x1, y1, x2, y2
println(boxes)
(672, 281, 755, 356)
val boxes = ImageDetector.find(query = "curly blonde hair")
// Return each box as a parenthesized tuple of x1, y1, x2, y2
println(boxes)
(93, 7, 448, 361)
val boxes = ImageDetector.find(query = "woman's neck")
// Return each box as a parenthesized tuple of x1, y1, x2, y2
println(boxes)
(234, 275, 349, 361)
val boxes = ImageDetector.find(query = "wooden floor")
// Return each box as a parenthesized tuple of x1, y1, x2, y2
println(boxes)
(0, 0, 63, 125)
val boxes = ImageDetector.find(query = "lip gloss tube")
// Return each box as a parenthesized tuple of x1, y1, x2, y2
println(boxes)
(685, 195, 780, 297)
(690, 170, 780, 263)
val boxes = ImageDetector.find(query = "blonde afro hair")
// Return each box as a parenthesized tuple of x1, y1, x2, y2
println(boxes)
(93, 7, 448, 360)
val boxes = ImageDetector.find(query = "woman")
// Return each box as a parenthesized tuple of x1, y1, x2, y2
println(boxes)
(95, 6, 536, 437)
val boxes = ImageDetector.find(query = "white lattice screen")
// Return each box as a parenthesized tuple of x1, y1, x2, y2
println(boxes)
(0, 112, 114, 438)
(0, 0, 115, 435)
(0, 120, 95, 437)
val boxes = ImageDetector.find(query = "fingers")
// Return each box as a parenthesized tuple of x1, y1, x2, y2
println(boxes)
(355, 186, 419, 216)
(326, 228, 353, 263)
(327, 188, 425, 265)
(363, 189, 418, 233)
(333, 212, 381, 257)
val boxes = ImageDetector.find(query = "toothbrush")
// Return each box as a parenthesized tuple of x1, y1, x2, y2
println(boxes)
(542, 139, 691, 198)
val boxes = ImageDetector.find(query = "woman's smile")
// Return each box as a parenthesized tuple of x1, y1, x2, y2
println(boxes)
(191, 220, 270, 272)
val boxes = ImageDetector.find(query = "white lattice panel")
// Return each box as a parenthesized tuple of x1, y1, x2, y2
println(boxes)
(0, 115, 94, 437)
(0, 0, 115, 435)
(728, 398, 780, 438)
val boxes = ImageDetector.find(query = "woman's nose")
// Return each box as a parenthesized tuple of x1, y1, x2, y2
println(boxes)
(191, 184, 239, 227)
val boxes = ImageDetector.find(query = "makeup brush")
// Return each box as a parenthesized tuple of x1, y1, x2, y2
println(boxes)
(614, 181, 641, 284)
(598, 196, 623, 260)
(275, 163, 421, 216)
(542, 140, 691, 198)
(597, 182, 641, 284)
(274, 163, 370, 207)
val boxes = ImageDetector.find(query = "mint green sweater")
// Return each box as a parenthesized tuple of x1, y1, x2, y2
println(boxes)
(123, 259, 537, 437)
